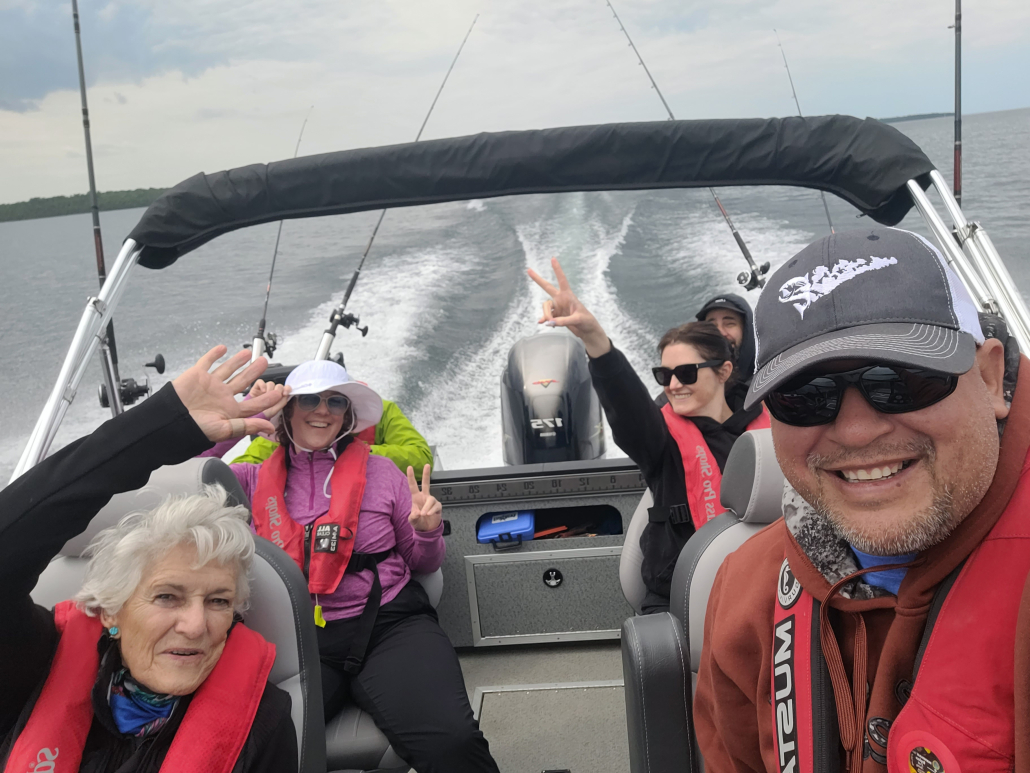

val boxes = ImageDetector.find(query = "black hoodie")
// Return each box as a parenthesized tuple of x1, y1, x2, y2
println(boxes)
(694, 293, 756, 409)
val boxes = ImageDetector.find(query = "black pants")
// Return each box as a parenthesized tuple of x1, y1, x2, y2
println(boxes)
(317, 582, 499, 773)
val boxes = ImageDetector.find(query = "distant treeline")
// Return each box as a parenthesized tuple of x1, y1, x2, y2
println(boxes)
(881, 112, 954, 124)
(0, 188, 167, 223)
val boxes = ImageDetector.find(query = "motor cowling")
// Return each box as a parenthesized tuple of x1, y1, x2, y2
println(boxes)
(501, 329, 605, 465)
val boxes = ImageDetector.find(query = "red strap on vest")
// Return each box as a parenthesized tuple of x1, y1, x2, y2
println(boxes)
(770, 558, 816, 773)
(357, 425, 375, 445)
(6, 601, 99, 773)
(251, 440, 369, 595)
(661, 404, 770, 529)
(6, 601, 275, 773)
(887, 460, 1030, 772)
(164, 623, 276, 772)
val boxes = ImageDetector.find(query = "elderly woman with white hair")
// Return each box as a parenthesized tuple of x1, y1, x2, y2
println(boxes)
(0, 347, 295, 773)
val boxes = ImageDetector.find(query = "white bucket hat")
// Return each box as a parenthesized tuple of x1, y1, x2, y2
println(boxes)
(279, 360, 383, 434)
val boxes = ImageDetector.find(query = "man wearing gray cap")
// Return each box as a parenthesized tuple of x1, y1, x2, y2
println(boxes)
(693, 227, 1030, 773)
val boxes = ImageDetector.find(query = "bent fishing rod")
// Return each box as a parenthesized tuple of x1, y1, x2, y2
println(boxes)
(314, 13, 480, 360)
(774, 30, 834, 235)
(604, 0, 768, 290)
(250, 105, 314, 361)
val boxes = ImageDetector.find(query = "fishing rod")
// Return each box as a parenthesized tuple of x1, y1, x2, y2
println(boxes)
(604, 0, 768, 290)
(314, 13, 480, 360)
(250, 105, 314, 362)
(773, 29, 835, 234)
(72, 0, 122, 415)
(73, 0, 162, 414)
(949, 1, 962, 206)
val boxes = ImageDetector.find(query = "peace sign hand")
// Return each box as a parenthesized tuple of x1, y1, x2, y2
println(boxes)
(172, 346, 293, 443)
(407, 465, 442, 532)
(527, 257, 611, 358)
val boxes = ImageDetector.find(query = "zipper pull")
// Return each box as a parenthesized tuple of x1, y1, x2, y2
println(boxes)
(314, 594, 326, 628)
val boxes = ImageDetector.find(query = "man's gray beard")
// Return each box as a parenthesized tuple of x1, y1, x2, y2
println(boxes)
(808, 485, 957, 555)
(805, 438, 961, 555)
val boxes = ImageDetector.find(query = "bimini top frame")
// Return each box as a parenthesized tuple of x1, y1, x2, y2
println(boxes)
(10, 116, 1029, 482)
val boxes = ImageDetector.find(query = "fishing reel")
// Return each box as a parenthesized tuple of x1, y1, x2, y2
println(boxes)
(330, 310, 369, 338)
(737, 261, 771, 291)
(98, 354, 166, 408)
(244, 331, 279, 358)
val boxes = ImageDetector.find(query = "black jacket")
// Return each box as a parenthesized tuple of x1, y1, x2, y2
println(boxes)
(0, 384, 298, 773)
(590, 345, 763, 613)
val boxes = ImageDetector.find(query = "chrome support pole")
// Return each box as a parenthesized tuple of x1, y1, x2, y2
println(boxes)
(927, 170, 1030, 352)
(11, 240, 142, 482)
(905, 180, 993, 311)
(250, 337, 266, 362)
(315, 332, 334, 361)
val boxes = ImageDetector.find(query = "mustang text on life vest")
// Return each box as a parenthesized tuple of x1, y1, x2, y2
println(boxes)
(773, 617, 798, 773)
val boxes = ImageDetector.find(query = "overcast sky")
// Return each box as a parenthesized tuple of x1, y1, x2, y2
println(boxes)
(1, 0, 1028, 204)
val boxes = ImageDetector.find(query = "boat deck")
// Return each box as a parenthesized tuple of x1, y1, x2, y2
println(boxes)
(459, 641, 627, 772)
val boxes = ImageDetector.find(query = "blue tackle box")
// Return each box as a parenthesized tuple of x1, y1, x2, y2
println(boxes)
(476, 510, 535, 546)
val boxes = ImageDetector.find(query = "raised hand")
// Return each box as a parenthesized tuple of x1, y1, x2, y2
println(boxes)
(527, 257, 611, 357)
(172, 346, 293, 442)
(407, 464, 442, 532)
(247, 378, 290, 420)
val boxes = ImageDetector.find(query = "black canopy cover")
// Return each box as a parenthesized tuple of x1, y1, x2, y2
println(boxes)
(129, 115, 935, 269)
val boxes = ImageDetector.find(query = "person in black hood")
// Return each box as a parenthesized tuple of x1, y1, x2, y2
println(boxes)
(694, 293, 755, 409)
(528, 259, 769, 614)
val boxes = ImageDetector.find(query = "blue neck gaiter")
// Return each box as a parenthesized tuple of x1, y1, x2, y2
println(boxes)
(850, 547, 918, 596)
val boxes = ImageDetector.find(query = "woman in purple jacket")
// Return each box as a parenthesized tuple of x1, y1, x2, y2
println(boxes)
(204, 360, 498, 773)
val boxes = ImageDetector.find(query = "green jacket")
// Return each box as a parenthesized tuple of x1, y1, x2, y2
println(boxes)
(232, 399, 434, 479)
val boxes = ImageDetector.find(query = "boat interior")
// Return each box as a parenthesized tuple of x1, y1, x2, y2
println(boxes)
(17, 114, 1030, 772)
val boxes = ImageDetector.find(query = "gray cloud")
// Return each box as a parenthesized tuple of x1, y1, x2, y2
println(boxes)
(0, 0, 225, 111)
(1, 0, 1028, 203)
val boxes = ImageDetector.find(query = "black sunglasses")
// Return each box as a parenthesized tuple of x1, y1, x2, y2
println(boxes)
(652, 360, 725, 387)
(765, 364, 959, 427)
(295, 393, 350, 415)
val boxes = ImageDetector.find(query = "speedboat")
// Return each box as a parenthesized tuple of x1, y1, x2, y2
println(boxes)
(14, 114, 1029, 772)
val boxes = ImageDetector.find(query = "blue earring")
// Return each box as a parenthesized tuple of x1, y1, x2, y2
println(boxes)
(108, 626, 119, 637)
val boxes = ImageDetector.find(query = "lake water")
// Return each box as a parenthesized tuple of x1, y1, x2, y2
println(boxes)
(2, 108, 1028, 482)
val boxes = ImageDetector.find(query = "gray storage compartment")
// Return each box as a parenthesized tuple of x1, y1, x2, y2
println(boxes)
(465, 547, 633, 645)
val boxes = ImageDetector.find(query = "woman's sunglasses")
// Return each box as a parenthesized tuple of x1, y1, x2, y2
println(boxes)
(765, 364, 959, 427)
(652, 360, 724, 387)
(295, 393, 350, 416)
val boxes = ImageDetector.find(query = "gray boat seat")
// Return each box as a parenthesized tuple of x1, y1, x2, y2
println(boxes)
(621, 428, 784, 773)
(619, 489, 652, 614)
(30, 458, 327, 773)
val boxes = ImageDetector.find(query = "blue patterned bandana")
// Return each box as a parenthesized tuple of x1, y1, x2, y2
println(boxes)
(109, 669, 179, 738)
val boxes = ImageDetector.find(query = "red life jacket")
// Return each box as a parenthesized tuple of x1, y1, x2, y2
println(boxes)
(251, 440, 369, 595)
(357, 425, 375, 445)
(770, 458, 1030, 773)
(661, 403, 770, 530)
(4, 600, 275, 773)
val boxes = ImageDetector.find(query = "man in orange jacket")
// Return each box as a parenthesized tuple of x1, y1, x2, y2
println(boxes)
(694, 227, 1030, 773)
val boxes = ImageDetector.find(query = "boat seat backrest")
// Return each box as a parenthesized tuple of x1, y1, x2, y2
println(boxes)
(621, 428, 784, 773)
(671, 427, 784, 675)
(30, 458, 327, 773)
(619, 488, 652, 614)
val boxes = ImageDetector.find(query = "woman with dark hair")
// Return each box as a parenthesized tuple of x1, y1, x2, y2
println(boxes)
(201, 359, 498, 773)
(529, 259, 769, 614)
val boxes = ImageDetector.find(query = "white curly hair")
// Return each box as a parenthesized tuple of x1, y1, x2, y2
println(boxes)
(74, 485, 254, 616)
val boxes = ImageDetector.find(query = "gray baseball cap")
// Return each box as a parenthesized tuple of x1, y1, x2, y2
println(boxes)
(745, 227, 985, 410)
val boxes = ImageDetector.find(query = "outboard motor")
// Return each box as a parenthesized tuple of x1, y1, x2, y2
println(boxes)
(501, 329, 605, 465)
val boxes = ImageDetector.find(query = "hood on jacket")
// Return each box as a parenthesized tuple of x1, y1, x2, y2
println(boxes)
(695, 293, 756, 383)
